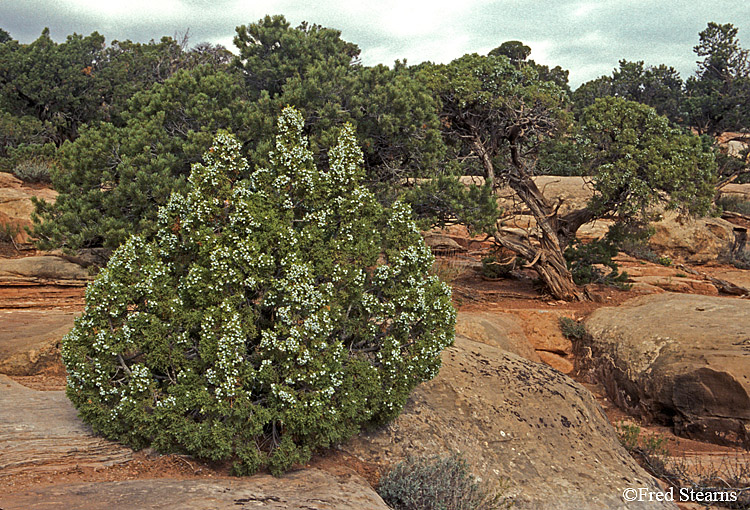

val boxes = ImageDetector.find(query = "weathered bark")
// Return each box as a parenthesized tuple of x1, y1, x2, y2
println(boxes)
(477, 134, 585, 301)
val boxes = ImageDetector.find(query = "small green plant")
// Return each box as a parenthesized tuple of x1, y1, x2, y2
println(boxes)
(617, 423, 669, 477)
(0, 223, 19, 243)
(563, 231, 630, 289)
(12, 158, 53, 183)
(481, 253, 517, 279)
(377, 453, 512, 510)
(559, 317, 586, 342)
(656, 256, 672, 266)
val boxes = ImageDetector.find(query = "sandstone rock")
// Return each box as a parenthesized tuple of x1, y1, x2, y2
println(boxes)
(455, 311, 539, 362)
(422, 233, 466, 254)
(0, 255, 90, 283)
(719, 183, 750, 201)
(344, 336, 671, 509)
(512, 309, 573, 355)
(582, 293, 750, 448)
(0, 469, 389, 510)
(0, 310, 77, 375)
(536, 350, 575, 374)
(648, 212, 736, 264)
(629, 282, 666, 295)
(0, 173, 57, 243)
(628, 275, 719, 295)
(0, 374, 133, 475)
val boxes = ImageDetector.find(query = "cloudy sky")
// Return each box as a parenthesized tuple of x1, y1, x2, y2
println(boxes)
(2, 0, 749, 87)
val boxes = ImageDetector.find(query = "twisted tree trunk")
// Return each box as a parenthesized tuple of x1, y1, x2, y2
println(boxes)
(482, 135, 585, 301)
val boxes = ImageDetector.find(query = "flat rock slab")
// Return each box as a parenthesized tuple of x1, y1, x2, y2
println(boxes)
(0, 256, 91, 284)
(0, 469, 389, 510)
(0, 374, 133, 475)
(0, 309, 77, 375)
(583, 293, 750, 448)
(344, 336, 672, 509)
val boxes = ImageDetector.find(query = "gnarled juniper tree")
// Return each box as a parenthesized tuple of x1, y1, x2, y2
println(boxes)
(62, 107, 455, 475)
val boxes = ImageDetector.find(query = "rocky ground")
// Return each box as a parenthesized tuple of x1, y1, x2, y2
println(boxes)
(1, 176, 749, 509)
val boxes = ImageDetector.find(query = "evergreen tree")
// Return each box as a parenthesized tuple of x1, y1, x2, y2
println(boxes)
(62, 107, 455, 475)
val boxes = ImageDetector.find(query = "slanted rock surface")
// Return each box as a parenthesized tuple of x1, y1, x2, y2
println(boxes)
(455, 311, 540, 362)
(343, 336, 672, 509)
(582, 293, 750, 448)
(648, 212, 736, 264)
(0, 309, 77, 375)
(0, 469, 388, 510)
(0, 374, 133, 475)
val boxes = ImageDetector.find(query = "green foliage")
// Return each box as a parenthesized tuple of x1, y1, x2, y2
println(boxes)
(489, 41, 531, 63)
(563, 231, 630, 288)
(480, 251, 519, 279)
(0, 28, 11, 44)
(580, 97, 717, 219)
(558, 317, 586, 342)
(0, 28, 107, 143)
(13, 158, 53, 183)
(32, 64, 253, 251)
(685, 22, 750, 136)
(404, 175, 499, 235)
(62, 108, 455, 476)
(234, 14, 359, 99)
(235, 16, 444, 193)
(536, 136, 585, 176)
(572, 60, 683, 122)
(378, 454, 511, 510)
(423, 51, 570, 185)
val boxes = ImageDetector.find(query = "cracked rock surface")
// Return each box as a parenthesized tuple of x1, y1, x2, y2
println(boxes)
(582, 293, 750, 448)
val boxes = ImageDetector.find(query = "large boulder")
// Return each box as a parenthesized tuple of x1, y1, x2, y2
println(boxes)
(0, 469, 389, 510)
(0, 172, 56, 243)
(648, 212, 736, 264)
(0, 310, 77, 375)
(582, 293, 750, 448)
(343, 336, 672, 509)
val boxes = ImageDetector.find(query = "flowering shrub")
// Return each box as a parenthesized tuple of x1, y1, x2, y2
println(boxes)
(62, 107, 455, 475)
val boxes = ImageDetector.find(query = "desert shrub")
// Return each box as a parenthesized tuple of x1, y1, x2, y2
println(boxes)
(12, 158, 53, 183)
(563, 228, 630, 288)
(62, 107, 456, 475)
(377, 453, 511, 510)
(559, 317, 586, 342)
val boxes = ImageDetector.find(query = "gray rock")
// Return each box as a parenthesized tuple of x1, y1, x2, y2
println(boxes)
(343, 336, 672, 509)
(0, 374, 133, 475)
(0, 469, 389, 510)
(582, 293, 750, 448)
